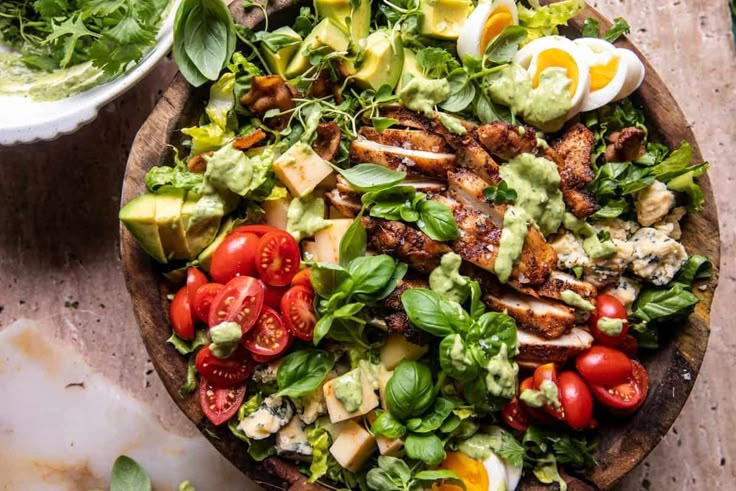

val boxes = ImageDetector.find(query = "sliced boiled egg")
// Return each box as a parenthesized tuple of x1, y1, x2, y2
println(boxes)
(488, 426, 523, 491)
(433, 450, 508, 491)
(457, 0, 519, 60)
(573, 37, 645, 111)
(514, 36, 591, 121)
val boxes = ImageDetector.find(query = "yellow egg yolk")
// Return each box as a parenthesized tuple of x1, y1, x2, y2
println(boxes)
(432, 452, 489, 491)
(532, 47, 579, 97)
(480, 7, 514, 54)
(589, 55, 620, 91)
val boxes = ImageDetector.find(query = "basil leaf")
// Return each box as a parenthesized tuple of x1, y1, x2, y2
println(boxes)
(440, 69, 475, 113)
(417, 199, 459, 241)
(110, 455, 152, 491)
(603, 17, 631, 42)
(385, 360, 435, 420)
(333, 302, 365, 318)
(366, 468, 401, 491)
(255, 30, 301, 52)
(468, 280, 486, 319)
(632, 283, 700, 323)
(372, 117, 399, 132)
(276, 350, 336, 397)
(673, 255, 712, 287)
(371, 410, 407, 439)
(405, 432, 446, 466)
(401, 289, 462, 337)
(311, 263, 353, 297)
(470, 312, 518, 357)
(377, 455, 412, 483)
(591, 199, 628, 219)
(362, 185, 417, 207)
(406, 398, 455, 433)
(326, 317, 367, 344)
(180, 0, 235, 81)
(484, 25, 527, 65)
(313, 314, 334, 345)
(173, 0, 210, 87)
(439, 334, 479, 381)
(339, 214, 367, 266)
(581, 17, 600, 38)
(332, 163, 406, 191)
(348, 255, 398, 295)
(414, 469, 465, 489)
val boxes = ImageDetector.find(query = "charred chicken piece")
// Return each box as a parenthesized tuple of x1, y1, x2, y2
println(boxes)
(484, 290, 575, 339)
(535, 271, 597, 302)
(324, 189, 362, 218)
(233, 128, 267, 151)
(312, 122, 341, 161)
(516, 327, 594, 369)
(476, 121, 538, 160)
(349, 138, 455, 179)
(241, 75, 296, 129)
(604, 126, 647, 163)
(550, 123, 598, 218)
(359, 127, 451, 153)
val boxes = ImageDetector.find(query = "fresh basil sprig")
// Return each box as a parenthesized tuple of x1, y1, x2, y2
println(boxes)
(385, 360, 436, 420)
(173, 0, 236, 87)
(366, 456, 464, 491)
(276, 350, 336, 397)
(331, 163, 407, 192)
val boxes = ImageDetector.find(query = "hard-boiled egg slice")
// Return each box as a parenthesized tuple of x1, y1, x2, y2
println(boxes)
(514, 36, 590, 120)
(488, 426, 522, 491)
(434, 450, 508, 491)
(614, 48, 645, 101)
(574, 37, 629, 111)
(457, 0, 519, 60)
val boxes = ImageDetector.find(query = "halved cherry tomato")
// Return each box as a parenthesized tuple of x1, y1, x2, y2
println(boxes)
(590, 294, 629, 347)
(281, 286, 317, 341)
(210, 233, 260, 284)
(590, 360, 649, 413)
(193, 283, 224, 323)
(208, 276, 264, 333)
(518, 376, 555, 423)
(170, 287, 195, 340)
(186, 268, 208, 307)
(533, 363, 564, 420)
(252, 352, 282, 363)
(231, 224, 279, 236)
(502, 397, 529, 432)
(576, 346, 633, 386)
(291, 267, 312, 289)
(558, 371, 594, 430)
(242, 307, 291, 357)
(199, 378, 246, 426)
(195, 345, 255, 388)
(256, 230, 301, 286)
(263, 283, 288, 310)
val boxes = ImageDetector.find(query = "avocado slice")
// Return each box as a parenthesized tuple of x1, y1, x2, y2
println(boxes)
(154, 188, 190, 261)
(119, 193, 167, 264)
(262, 27, 302, 77)
(349, 31, 405, 91)
(181, 192, 223, 258)
(418, 0, 473, 40)
(397, 48, 423, 92)
(314, 0, 371, 46)
(285, 18, 351, 79)
(197, 217, 238, 273)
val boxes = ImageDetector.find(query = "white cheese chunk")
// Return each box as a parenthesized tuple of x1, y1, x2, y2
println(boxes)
(630, 227, 688, 285)
(237, 395, 293, 440)
(550, 232, 589, 270)
(323, 369, 379, 423)
(273, 142, 333, 198)
(313, 218, 354, 264)
(329, 420, 376, 472)
(635, 180, 675, 226)
(380, 333, 429, 370)
(378, 370, 392, 410)
(263, 197, 290, 231)
(602, 276, 642, 313)
(654, 207, 686, 240)
(276, 416, 313, 459)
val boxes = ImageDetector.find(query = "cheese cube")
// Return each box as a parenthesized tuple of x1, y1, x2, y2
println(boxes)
(323, 369, 379, 423)
(366, 411, 404, 456)
(302, 240, 318, 261)
(273, 142, 333, 198)
(313, 218, 353, 264)
(263, 197, 290, 230)
(378, 370, 392, 410)
(380, 333, 429, 370)
(329, 420, 376, 472)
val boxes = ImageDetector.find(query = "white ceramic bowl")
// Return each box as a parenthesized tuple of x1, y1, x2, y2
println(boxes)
(0, 0, 180, 146)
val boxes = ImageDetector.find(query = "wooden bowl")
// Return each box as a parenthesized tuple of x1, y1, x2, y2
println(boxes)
(120, 1, 721, 489)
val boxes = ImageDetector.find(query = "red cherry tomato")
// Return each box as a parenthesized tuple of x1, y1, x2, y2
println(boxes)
(186, 268, 209, 307)
(251, 352, 283, 363)
(263, 282, 288, 310)
(558, 371, 594, 430)
(518, 376, 555, 423)
(291, 267, 312, 289)
(170, 286, 195, 340)
(231, 224, 280, 236)
(210, 233, 260, 284)
(199, 378, 246, 426)
(576, 346, 633, 386)
(502, 397, 529, 432)
(533, 363, 564, 420)
(193, 283, 224, 324)
(208, 276, 264, 333)
(281, 286, 317, 341)
(590, 360, 649, 413)
(255, 230, 301, 286)
(195, 345, 255, 388)
(590, 294, 629, 346)
(242, 307, 292, 357)
(619, 335, 639, 358)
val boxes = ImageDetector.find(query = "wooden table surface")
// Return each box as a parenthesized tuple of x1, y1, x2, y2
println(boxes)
(0, 1, 733, 488)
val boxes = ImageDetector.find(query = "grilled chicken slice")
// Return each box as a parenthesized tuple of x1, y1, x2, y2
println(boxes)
(430, 117, 501, 184)
(516, 327, 594, 369)
(605, 127, 646, 163)
(359, 127, 451, 153)
(484, 291, 575, 339)
(447, 168, 502, 223)
(378, 106, 433, 130)
(536, 271, 597, 302)
(550, 123, 597, 218)
(350, 138, 455, 179)
(476, 121, 538, 160)
(324, 189, 362, 218)
(362, 217, 452, 273)
(382, 278, 430, 311)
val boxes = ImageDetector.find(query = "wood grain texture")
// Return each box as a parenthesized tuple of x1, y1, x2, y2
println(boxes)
(117, 2, 722, 490)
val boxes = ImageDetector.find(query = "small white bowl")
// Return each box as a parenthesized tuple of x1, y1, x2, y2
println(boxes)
(0, 0, 181, 146)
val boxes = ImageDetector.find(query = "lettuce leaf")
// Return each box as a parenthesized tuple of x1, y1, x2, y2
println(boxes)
(518, 0, 585, 43)
(182, 72, 236, 155)
(306, 426, 332, 483)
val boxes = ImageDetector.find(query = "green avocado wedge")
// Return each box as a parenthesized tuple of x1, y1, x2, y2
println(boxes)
(348, 31, 405, 91)
(314, 0, 371, 46)
(285, 18, 351, 79)
(119, 194, 168, 264)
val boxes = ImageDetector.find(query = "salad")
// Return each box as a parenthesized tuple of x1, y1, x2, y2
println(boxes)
(120, 0, 713, 489)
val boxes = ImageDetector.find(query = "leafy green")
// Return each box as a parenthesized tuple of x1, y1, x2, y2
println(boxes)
(518, 0, 585, 43)
(110, 455, 152, 491)
(405, 432, 446, 466)
(179, 355, 198, 397)
(306, 425, 332, 482)
(331, 163, 407, 192)
(372, 117, 399, 132)
(523, 426, 597, 470)
(581, 16, 630, 42)
(483, 26, 528, 65)
(385, 360, 435, 420)
(632, 283, 700, 323)
(673, 255, 712, 287)
(227, 418, 277, 461)
(406, 398, 455, 433)
(145, 160, 205, 192)
(181, 71, 236, 155)
(167, 329, 209, 355)
(366, 456, 463, 491)
(483, 180, 517, 205)
(416, 47, 461, 79)
(370, 410, 407, 439)
(276, 350, 336, 397)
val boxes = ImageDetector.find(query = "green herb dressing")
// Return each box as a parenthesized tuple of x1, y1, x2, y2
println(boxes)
(495, 206, 531, 284)
(519, 379, 561, 409)
(429, 252, 469, 303)
(286, 194, 332, 241)
(333, 368, 363, 413)
(485, 344, 518, 399)
(457, 433, 497, 460)
(438, 112, 467, 135)
(597, 316, 624, 336)
(209, 321, 243, 359)
(560, 290, 595, 311)
(0, 55, 105, 101)
(398, 77, 450, 117)
(563, 213, 617, 259)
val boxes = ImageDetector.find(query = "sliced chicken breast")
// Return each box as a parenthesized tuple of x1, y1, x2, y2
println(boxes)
(484, 290, 575, 339)
(359, 127, 451, 153)
(350, 138, 455, 179)
(516, 327, 594, 368)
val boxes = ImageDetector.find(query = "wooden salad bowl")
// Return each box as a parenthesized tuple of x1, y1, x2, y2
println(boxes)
(120, 1, 720, 489)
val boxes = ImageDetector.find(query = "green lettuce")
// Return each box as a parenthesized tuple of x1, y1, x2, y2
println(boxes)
(518, 0, 585, 43)
(182, 72, 236, 155)
(306, 426, 332, 483)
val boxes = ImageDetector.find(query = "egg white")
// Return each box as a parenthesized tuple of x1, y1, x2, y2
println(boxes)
(574, 38, 629, 112)
(483, 450, 509, 491)
(614, 47, 645, 101)
(457, 0, 520, 60)
(488, 426, 523, 491)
